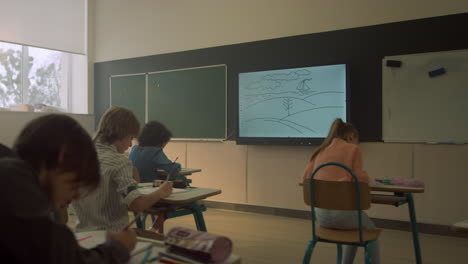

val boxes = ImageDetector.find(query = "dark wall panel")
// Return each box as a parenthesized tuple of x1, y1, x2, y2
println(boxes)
(95, 13, 468, 141)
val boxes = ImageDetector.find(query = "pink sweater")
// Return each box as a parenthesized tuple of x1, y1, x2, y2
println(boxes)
(302, 138, 370, 183)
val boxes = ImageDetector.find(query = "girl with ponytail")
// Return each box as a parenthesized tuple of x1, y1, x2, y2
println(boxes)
(303, 118, 368, 182)
(302, 118, 379, 264)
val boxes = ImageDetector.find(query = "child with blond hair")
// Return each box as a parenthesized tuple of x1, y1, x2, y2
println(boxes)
(73, 106, 173, 231)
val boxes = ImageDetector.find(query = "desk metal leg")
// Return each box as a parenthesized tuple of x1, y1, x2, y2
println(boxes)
(302, 239, 317, 264)
(336, 244, 342, 264)
(134, 212, 144, 229)
(407, 193, 422, 264)
(191, 202, 207, 232)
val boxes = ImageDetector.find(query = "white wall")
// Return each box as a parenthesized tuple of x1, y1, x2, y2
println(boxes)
(93, 0, 468, 62)
(0, 0, 86, 54)
(92, 0, 468, 226)
(87, 0, 95, 114)
(70, 54, 88, 114)
(0, 112, 94, 147)
(162, 141, 468, 226)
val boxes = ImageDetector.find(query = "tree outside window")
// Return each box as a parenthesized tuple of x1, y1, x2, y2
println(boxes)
(0, 42, 66, 111)
(0, 43, 22, 107)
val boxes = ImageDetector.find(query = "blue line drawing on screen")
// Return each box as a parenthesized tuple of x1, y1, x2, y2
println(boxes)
(239, 65, 346, 138)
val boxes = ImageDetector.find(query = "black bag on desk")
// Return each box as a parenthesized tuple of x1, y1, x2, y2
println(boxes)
(154, 179, 187, 188)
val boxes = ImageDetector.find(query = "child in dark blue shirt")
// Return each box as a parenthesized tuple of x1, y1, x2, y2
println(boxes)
(129, 121, 181, 183)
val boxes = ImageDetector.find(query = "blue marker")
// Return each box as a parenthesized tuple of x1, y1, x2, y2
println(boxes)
(428, 68, 446, 78)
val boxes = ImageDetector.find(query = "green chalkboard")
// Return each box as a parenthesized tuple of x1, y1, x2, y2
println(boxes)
(148, 65, 226, 139)
(110, 74, 146, 127)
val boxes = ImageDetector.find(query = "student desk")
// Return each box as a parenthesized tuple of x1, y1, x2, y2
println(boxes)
(452, 220, 468, 234)
(136, 168, 206, 231)
(160, 168, 202, 185)
(179, 168, 201, 186)
(76, 229, 241, 264)
(140, 187, 222, 232)
(158, 187, 222, 205)
(178, 168, 202, 176)
(370, 182, 425, 264)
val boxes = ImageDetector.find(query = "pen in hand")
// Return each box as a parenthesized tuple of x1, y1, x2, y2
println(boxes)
(165, 157, 179, 182)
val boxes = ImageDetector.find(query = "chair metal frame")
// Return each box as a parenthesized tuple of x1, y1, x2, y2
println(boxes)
(303, 162, 378, 264)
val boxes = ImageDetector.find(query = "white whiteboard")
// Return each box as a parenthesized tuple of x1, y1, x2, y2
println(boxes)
(382, 49, 468, 143)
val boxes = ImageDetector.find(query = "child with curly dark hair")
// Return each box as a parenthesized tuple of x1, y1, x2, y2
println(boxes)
(129, 120, 181, 183)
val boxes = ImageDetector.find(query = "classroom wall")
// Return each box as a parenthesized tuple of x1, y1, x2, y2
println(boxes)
(93, 0, 467, 62)
(163, 141, 468, 226)
(92, 1, 468, 226)
(0, 112, 95, 147)
(87, 0, 96, 114)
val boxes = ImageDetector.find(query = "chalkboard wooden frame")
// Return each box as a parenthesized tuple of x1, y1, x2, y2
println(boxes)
(147, 65, 227, 140)
(110, 73, 147, 127)
(109, 65, 227, 140)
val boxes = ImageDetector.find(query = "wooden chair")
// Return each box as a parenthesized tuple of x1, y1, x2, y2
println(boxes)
(302, 162, 381, 264)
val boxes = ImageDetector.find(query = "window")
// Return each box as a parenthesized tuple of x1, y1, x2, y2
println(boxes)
(0, 41, 87, 113)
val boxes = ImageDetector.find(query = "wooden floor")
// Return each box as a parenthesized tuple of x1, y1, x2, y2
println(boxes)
(69, 208, 468, 263)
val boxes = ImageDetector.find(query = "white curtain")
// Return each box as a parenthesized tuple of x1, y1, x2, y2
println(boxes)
(0, 0, 86, 54)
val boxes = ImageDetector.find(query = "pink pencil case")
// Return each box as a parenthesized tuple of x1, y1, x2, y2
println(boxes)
(165, 227, 232, 263)
(391, 178, 424, 188)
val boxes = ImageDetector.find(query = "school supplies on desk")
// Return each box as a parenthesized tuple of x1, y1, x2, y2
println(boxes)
(165, 227, 232, 264)
(75, 230, 153, 256)
(137, 186, 190, 195)
(156, 252, 193, 264)
(165, 157, 179, 181)
(154, 179, 187, 188)
(76, 235, 93, 242)
(138, 182, 154, 188)
(375, 178, 424, 188)
(375, 179, 392, 185)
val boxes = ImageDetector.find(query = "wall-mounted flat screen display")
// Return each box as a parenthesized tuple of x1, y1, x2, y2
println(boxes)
(237, 64, 348, 145)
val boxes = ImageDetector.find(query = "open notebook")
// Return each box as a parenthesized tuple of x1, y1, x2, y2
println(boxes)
(75, 230, 152, 256)
(138, 186, 190, 195)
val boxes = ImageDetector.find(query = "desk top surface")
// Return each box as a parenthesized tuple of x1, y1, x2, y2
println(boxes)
(452, 220, 468, 234)
(370, 182, 425, 193)
(178, 168, 202, 175)
(161, 187, 221, 204)
(299, 181, 425, 193)
(453, 220, 468, 229)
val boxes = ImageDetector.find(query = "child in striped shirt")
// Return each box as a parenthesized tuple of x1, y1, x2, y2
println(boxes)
(73, 106, 173, 231)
